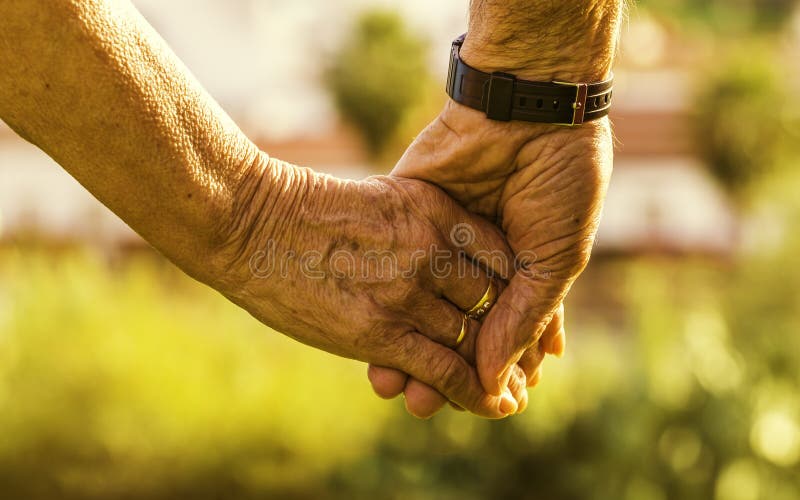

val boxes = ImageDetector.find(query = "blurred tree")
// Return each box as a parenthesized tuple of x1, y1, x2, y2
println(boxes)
(324, 10, 429, 157)
(692, 53, 789, 196)
(639, 0, 800, 32)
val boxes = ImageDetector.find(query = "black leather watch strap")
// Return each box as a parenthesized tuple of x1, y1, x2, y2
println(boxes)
(446, 34, 614, 126)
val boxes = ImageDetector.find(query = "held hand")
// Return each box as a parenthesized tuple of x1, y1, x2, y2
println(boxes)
(367, 99, 609, 414)
(366, 12, 619, 413)
(368, 302, 565, 418)
(214, 156, 526, 418)
(392, 101, 612, 396)
(367, 98, 590, 416)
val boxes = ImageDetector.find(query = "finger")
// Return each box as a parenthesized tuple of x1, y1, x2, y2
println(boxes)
(551, 326, 566, 358)
(434, 253, 501, 318)
(403, 378, 448, 419)
(367, 361, 449, 418)
(406, 294, 469, 348)
(401, 314, 511, 419)
(393, 312, 490, 420)
(401, 318, 527, 418)
(518, 342, 546, 381)
(435, 202, 513, 280)
(476, 271, 565, 395)
(397, 314, 478, 419)
(507, 364, 529, 414)
(515, 304, 564, 384)
(539, 303, 565, 356)
(386, 331, 517, 418)
(367, 364, 408, 399)
(367, 363, 448, 418)
(404, 361, 527, 418)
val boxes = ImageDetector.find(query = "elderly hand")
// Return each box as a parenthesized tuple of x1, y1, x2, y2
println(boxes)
(212, 156, 529, 418)
(394, 103, 612, 394)
(366, 0, 622, 416)
(367, 101, 607, 416)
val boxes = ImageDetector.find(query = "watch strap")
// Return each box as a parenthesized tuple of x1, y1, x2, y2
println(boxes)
(446, 34, 614, 126)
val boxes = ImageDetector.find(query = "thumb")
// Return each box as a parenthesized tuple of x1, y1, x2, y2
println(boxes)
(476, 272, 567, 395)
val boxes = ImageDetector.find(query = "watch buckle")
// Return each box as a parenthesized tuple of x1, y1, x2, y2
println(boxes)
(553, 81, 588, 126)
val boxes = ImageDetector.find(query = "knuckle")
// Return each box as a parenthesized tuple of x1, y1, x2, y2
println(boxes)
(408, 306, 463, 349)
(378, 279, 419, 308)
(374, 328, 418, 367)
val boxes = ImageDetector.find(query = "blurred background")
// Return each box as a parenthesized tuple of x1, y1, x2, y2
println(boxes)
(1, 0, 800, 498)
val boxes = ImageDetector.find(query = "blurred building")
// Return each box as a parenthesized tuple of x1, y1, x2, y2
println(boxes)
(0, 1, 736, 256)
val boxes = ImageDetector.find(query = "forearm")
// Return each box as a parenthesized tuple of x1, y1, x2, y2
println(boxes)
(461, 0, 624, 82)
(0, 0, 273, 284)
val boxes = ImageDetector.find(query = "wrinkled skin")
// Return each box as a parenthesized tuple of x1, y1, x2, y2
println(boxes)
(0, 0, 615, 420)
(217, 159, 531, 418)
(368, 100, 612, 417)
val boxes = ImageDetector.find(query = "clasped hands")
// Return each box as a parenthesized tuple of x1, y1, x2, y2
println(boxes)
(0, 0, 619, 420)
(218, 97, 613, 419)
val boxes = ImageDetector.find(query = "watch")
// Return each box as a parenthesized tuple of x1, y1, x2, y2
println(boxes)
(446, 34, 614, 126)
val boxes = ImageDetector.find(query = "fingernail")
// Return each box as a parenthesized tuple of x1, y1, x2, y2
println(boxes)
(552, 330, 566, 358)
(499, 389, 518, 415)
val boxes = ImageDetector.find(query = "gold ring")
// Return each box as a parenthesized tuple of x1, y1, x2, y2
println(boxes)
(465, 281, 497, 320)
(455, 315, 468, 346)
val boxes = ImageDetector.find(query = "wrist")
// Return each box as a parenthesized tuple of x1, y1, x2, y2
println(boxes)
(460, 1, 622, 83)
(208, 153, 317, 296)
(459, 39, 613, 84)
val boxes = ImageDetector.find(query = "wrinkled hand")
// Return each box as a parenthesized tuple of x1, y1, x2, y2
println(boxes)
(368, 99, 612, 416)
(217, 158, 530, 417)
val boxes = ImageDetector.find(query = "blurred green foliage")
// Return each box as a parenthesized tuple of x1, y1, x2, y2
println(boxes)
(664, 0, 800, 200)
(637, 0, 800, 32)
(692, 51, 791, 197)
(324, 10, 429, 157)
(0, 250, 393, 499)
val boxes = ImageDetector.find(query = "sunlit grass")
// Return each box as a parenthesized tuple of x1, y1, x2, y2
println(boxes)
(0, 248, 393, 496)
